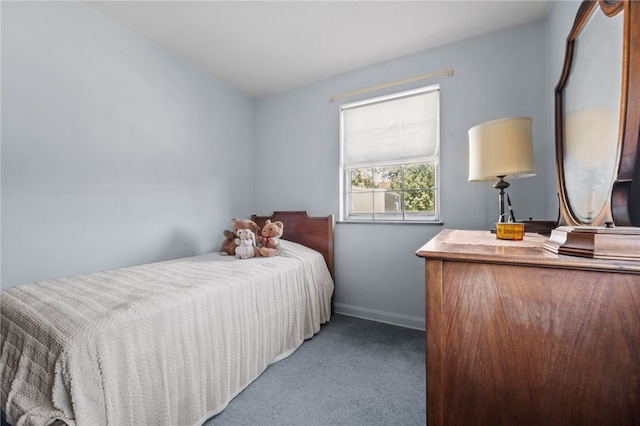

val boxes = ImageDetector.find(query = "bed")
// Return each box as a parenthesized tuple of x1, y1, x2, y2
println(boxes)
(0, 211, 335, 426)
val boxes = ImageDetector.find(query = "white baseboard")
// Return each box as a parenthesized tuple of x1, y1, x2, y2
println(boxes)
(334, 303, 425, 331)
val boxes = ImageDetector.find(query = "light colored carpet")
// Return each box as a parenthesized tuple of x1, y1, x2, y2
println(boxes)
(205, 314, 426, 425)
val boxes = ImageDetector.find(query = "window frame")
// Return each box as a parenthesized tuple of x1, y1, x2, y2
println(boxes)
(339, 85, 441, 223)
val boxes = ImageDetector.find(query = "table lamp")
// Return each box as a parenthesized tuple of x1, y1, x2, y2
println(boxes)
(468, 116, 536, 223)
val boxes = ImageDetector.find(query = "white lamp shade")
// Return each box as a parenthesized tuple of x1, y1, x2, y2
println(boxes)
(468, 116, 537, 182)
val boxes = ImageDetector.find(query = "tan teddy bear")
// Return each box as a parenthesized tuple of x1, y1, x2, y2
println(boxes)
(256, 219, 284, 257)
(220, 218, 260, 256)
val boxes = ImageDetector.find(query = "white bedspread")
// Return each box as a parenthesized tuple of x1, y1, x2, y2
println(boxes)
(1, 240, 334, 426)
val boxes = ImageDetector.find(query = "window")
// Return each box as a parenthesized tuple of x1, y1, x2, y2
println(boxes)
(339, 85, 440, 222)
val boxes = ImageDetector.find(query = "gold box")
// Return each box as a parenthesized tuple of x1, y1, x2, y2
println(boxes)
(495, 223, 525, 240)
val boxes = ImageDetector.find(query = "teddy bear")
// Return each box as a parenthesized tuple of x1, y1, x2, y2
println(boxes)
(220, 218, 260, 256)
(234, 229, 257, 259)
(256, 219, 284, 257)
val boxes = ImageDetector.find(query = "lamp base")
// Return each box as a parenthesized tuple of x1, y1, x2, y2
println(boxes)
(493, 176, 510, 222)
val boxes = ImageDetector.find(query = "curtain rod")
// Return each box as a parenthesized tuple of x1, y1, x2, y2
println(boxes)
(329, 68, 454, 103)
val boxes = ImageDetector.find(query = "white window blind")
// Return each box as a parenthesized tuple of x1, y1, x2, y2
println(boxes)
(342, 87, 439, 168)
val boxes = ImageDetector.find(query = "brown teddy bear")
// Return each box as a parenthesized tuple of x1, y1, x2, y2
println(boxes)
(256, 219, 284, 257)
(220, 218, 260, 256)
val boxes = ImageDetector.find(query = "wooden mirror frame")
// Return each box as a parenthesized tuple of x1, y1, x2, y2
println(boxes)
(555, 0, 640, 227)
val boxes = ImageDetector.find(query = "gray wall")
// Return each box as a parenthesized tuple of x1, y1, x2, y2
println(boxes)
(254, 19, 550, 329)
(1, 1, 254, 287)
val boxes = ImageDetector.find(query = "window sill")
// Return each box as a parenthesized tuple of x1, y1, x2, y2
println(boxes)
(337, 220, 444, 225)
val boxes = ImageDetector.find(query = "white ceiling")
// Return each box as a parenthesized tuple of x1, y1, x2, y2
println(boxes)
(84, 1, 552, 98)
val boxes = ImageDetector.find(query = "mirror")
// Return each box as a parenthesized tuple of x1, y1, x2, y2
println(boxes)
(562, 3, 622, 223)
(555, 0, 640, 226)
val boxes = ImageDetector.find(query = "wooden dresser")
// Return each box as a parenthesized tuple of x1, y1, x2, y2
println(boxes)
(416, 229, 640, 425)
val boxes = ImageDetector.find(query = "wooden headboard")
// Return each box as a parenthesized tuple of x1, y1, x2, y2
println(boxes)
(252, 211, 335, 279)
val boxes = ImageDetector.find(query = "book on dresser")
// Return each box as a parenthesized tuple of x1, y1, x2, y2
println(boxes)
(543, 225, 640, 260)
